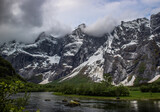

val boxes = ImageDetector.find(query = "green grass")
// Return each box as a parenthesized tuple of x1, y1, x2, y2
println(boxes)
(53, 91, 160, 100)
(62, 75, 92, 85)
(47, 79, 61, 85)
(48, 74, 93, 86)
(153, 78, 160, 85)
(27, 74, 43, 83)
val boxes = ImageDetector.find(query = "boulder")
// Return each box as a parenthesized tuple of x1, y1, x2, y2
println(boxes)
(65, 100, 80, 107)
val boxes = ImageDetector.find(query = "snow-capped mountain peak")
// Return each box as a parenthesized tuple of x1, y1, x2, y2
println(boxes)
(0, 13, 160, 85)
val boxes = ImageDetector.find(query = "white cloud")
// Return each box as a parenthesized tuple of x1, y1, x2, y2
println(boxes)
(83, 16, 118, 37)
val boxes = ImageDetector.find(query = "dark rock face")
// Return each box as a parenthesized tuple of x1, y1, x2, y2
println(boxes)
(103, 16, 160, 85)
(150, 12, 160, 33)
(0, 12, 160, 85)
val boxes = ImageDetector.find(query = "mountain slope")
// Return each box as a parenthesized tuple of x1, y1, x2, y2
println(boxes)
(0, 12, 160, 85)
(0, 56, 25, 82)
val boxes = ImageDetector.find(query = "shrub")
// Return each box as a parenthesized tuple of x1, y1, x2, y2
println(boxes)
(54, 82, 130, 97)
(138, 62, 146, 74)
(140, 85, 150, 92)
(0, 81, 30, 112)
(140, 84, 160, 93)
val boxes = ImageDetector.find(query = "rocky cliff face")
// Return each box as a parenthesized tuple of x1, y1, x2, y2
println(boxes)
(0, 13, 160, 85)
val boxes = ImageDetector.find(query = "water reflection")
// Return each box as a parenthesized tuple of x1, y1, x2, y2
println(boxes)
(16, 92, 160, 112)
(130, 100, 138, 111)
(154, 101, 160, 109)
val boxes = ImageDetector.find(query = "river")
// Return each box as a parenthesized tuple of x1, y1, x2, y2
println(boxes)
(17, 92, 160, 112)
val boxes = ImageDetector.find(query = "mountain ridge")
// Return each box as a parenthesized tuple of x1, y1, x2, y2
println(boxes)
(0, 12, 160, 85)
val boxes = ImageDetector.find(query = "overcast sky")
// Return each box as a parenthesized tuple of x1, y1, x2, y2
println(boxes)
(0, 0, 160, 43)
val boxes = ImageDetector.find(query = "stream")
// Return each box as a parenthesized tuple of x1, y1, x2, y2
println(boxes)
(16, 92, 160, 112)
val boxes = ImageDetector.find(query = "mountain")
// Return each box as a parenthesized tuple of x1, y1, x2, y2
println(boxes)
(0, 12, 160, 85)
(0, 56, 25, 82)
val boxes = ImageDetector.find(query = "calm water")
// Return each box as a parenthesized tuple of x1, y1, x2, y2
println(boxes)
(16, 92, 160, 112)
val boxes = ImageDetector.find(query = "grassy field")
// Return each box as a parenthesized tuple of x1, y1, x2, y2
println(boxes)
(53, 91, 160, 100)
(48, 74, 93, 85)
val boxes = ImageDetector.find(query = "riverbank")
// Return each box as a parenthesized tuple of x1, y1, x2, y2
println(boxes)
(53, 91, 160, 100)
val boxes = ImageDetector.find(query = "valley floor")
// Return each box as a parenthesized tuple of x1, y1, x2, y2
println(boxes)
(53, 91, 160, 100)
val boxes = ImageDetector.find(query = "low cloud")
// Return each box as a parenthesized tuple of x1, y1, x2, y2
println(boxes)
(0, 22, 72, 44)
(44, 20, 72, 37)
(0, 24, 35, 44)
(83, 17, 118, 37)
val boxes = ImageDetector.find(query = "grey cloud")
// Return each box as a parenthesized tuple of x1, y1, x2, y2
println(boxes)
(0, 0, 46, 44)
(0, 24, 36, 44)
(20, 0, 45, 27)
(0, 0, 72, 44)
(0, 0, 15, 24)
(0, 0, 45, 27)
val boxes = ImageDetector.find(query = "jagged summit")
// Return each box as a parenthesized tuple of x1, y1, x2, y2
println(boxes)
(34, 32, 58, 43)
(78, 23, 86, 29)
(35, 32, 46, 42)
(0, 12, 160, 85)
(150, 12, 160, 33)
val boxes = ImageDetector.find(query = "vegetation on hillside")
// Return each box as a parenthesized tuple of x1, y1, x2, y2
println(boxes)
(140, 84, 160, 92)
(53, 83, 130, 97)
(0, 56, 41, 112)
(0, 81, 30, 112)
(0, 56, 25, 82)
(54, 91, 160, 100)
(140, 78, 160, 93)
(1, 55, 160, 102)
(50, 74, 129, 97)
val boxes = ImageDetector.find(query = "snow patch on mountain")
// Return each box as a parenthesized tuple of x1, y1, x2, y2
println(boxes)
(64, 35, 83, 56)
(149, 35, 154, 40)
(121, 40, 137, 49)
(39, 71, 56, 84)
(119, 76, 135, 86)
(47, 54, 61, 64)
(1, 13, 160, 85)
(24, 43, 38, 48)
(61, 46, 104, 82)
(39, 78, 50, 84)
(148, 75, 160, 83)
